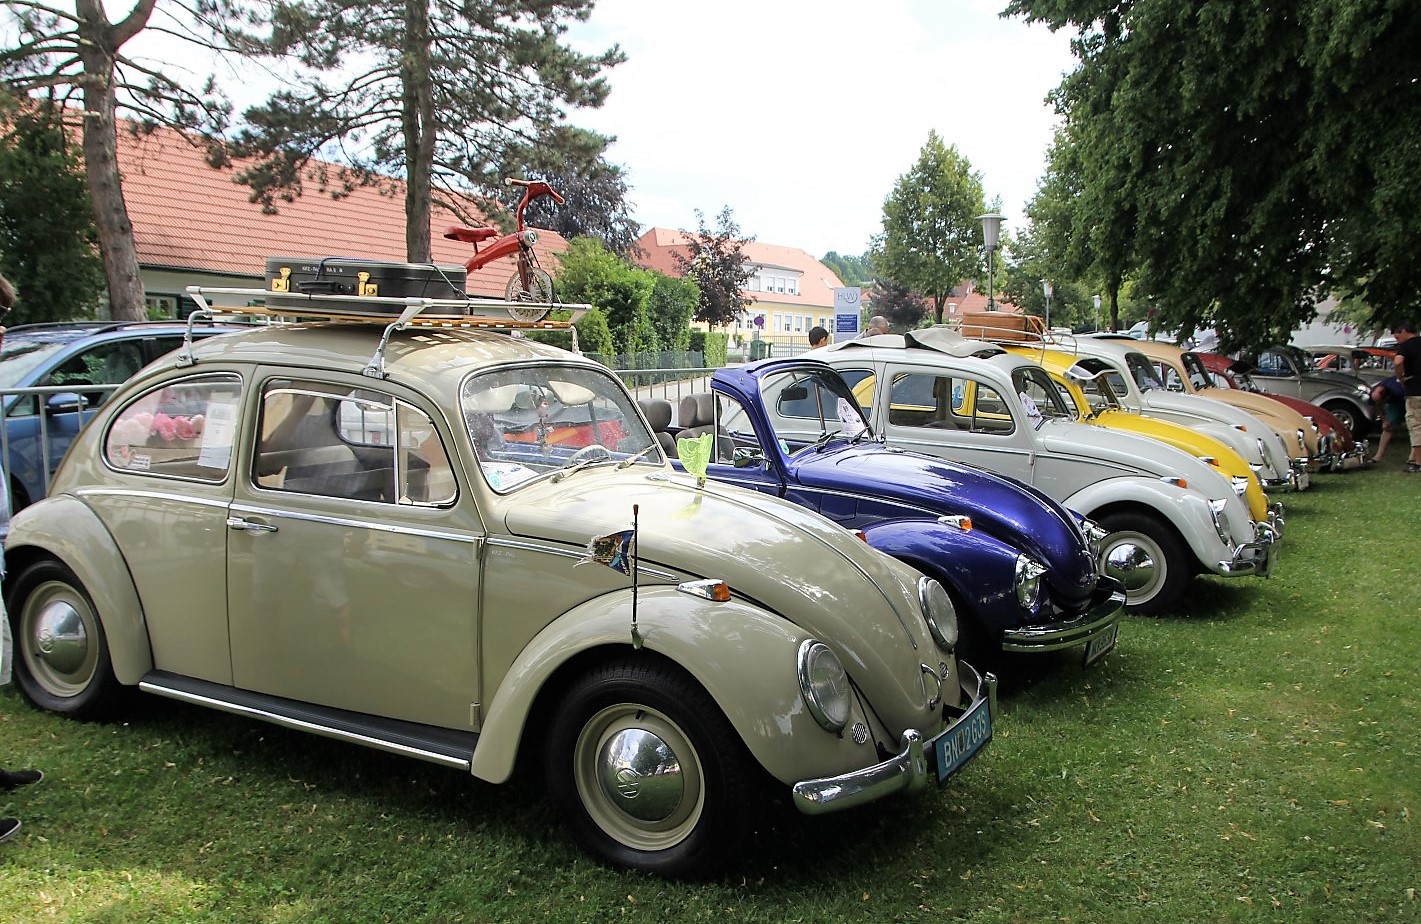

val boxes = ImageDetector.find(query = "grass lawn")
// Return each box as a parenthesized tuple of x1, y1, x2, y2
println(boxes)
(1, 456, 1418, 923)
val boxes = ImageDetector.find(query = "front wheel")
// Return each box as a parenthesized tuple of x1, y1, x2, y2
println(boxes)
(1097, 512, 1191, 615)
(503, 267, 554, 322)
(1321, 400, 1367, 440)
(545, 658, 753, 877)
(7, 559, 124, 718)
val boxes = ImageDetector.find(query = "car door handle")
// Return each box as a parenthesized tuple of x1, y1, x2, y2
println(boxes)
(226, 516, 278, 534)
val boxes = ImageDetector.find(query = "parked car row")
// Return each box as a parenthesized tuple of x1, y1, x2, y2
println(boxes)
(0, 307, 1386, 877)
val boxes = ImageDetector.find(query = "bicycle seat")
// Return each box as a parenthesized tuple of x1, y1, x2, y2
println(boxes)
(443, 225, 500, 244)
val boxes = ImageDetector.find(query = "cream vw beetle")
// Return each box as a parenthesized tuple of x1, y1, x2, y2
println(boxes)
(814, 328, 1277, 614)
(4, 319, 993, 877)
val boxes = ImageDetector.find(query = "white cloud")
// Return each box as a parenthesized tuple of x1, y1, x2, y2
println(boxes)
(569, 0, 1076, 257)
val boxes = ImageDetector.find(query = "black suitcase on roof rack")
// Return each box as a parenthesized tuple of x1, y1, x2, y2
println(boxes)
(265, 256, 467, 314)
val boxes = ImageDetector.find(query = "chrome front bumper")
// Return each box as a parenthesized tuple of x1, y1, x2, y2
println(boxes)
(1002, 577, 1126, 654)
(1217, 518, 1280, 577)
(791, 662, 996, 816)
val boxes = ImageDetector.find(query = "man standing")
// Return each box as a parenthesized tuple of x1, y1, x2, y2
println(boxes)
(808, 326, 829, 349)
(1393, 322, 1421, 473)
(861, 315, 889, 338)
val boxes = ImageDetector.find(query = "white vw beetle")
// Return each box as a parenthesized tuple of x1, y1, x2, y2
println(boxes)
(812, 328, 1278, 614)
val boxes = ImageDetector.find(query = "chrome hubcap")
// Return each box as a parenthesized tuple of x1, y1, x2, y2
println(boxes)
(1105, 541, 1157, 592)
(596, 727, 684, 822)
(35, 600, 89, 674)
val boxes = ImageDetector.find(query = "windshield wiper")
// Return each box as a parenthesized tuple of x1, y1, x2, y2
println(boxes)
(616, 444, 660, 469)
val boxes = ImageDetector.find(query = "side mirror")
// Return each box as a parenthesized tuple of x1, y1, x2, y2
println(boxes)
(45, 392, 90, 414)
(732, 446, 764, 468)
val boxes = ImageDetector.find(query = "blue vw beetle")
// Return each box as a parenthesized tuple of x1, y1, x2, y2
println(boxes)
(648, 358, 1125, 671)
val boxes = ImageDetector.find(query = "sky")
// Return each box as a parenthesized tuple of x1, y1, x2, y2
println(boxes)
(566, 0, 1079, 258)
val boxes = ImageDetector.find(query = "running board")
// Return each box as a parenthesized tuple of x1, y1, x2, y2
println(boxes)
(139, 671, 478, 771)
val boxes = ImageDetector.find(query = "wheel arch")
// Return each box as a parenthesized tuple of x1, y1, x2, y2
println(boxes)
(5, 495, 152, 684)
(470, 586, 874, 788)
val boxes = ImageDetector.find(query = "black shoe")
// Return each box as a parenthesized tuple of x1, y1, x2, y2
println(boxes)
(0, 769, 42, 791)
(1407, 463, 1421, 473)
(0, 818, 19, 844)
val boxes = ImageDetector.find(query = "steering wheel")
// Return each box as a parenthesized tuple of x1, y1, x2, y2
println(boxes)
(567, 444, 612, 465)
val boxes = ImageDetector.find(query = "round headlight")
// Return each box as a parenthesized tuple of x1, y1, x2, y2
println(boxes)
(1014, 554, 1047, 613)
(918, 577, 959, 653)
(797, 640, 851, 732)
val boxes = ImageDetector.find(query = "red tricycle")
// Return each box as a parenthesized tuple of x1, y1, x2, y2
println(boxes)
(443, 178, 564, 322)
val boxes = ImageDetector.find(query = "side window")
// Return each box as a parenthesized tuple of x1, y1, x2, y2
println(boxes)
(105, 374, 243, 481)
(1256, 351, 1284, 376)
(46, 341, 147, 407)
(714, 392, 762, 464)
(253, 380, 444, 505)
(888, 373, 956, 429)
(836, 368, 875, 413)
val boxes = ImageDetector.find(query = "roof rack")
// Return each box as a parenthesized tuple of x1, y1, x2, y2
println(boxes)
(182, 285, 592, 379)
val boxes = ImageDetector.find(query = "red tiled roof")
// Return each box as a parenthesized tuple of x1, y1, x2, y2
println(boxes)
(633, 228, 845, 308)
(119, 125, 566, 299)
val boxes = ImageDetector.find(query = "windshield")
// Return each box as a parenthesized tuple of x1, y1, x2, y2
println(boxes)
(1011, 365, 1076, 425)
(758, 367, 872, 452)
(1179, 353, 1214, 391)
(1066, 359, 1126, 413)
(458, 363, 660, 492)
(0, 338, 70, 388)
(1126, 352, 1166, 391)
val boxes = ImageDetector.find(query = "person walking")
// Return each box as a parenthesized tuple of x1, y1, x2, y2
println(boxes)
(0, 273, 44, 845)
(1393, 322, 1421, 473)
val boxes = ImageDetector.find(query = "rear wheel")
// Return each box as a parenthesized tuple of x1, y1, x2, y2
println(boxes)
(7, 559, 123, 718)
(1097, 512, 1191, 615)
(503, 267, 554, 322)
(546, 658, 752, 877)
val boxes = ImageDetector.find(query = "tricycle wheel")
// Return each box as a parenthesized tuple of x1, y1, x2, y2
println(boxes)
(504, 268, 553, 321)
(7, 559, 124, 718)
(1097, 511, 1190, 615)
(546, 657, 752, 877)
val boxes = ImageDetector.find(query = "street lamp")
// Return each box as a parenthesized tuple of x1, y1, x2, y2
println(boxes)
(978, 212, 1006, 311)
(1093, 294, 1101, 332)
(1041, 279, 1053, 332)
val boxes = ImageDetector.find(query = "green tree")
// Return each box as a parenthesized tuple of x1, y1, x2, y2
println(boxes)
(672, 207, 754, 327)
(1006, 0, 1421, 349)
(222, 1, 623, 263)
(0, 98, 105, 323)
(646, 272, 697, 353)
(821, 251, 873, 286)
(554, 236, 655, 356)
(1, 2, 237, 320)
(867, 277, 926, 330)
(876, 131, 986, 325)
(496, 126, 640, 257)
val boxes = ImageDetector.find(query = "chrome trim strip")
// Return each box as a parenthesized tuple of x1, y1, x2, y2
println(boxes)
(228, 503, 480, 543)
(75, 487, 231, 510)
(485, 536, 679, 581)
(138, 680, 472, 771)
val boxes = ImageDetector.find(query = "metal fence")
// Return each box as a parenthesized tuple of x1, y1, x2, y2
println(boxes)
(2, 384, 121, 506)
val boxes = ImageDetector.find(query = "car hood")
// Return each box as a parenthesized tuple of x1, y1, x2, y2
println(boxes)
(1038, 418, 1227, 485)
(1139, 389, 1264, 429)
(789, 444, 1098, 595)
(501, 470, 943, 718)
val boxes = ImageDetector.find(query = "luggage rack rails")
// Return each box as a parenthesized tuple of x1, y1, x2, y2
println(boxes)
(183, 285, 592, 378)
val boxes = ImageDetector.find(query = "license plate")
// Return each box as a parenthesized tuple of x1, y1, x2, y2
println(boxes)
(931, 694, 992, 784)
(1083, 621, 1119, 667)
